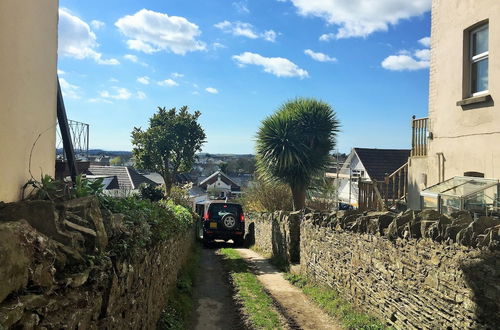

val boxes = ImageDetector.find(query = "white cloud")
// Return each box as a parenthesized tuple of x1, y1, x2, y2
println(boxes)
(171, 72, 184, 78)
(262, 30, 278, 42)
(192, 91, 200, 95)
(158, 79, 179, 87)
(99, 87, 132, 100)
(58, 8, 120, 65)
(90, 20, 105, 30)
(287, 0, 431, 39)
(419, 36, 431, 47)
(137, 76, 150, 85)
(88, 98, 113, 104)
(382, 38, 430, 71)
(233, 52, 309, 78)
(124, 54, 138, 62)
(213, 42, 226, 49)
(137, 91, 147, 99)
(59, 78, 80, 99)
(414, 49, 430, 61)
(215, 21, 278, 42)
(382, 55, 429, 71)
(233, 1, 250, 14)
(109, 78, 119, 83)
(57, 69, 65, 75)
(115, 9, 206, 55)
(215, 21, 258, 39)
(205, 87, 219, 94)
(304, 49, 337, 63)
(319, 33, 335, 42)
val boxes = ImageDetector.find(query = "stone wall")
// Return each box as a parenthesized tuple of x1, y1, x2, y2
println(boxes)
(245, 211, 300, 264)
(0, 197, 194, 329)
(247, 210, 500, 329)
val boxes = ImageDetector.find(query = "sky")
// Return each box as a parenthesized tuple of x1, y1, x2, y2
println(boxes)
(58, 0, 432, 154)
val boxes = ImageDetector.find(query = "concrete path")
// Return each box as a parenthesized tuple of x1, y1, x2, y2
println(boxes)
(235, 248, 343, 330)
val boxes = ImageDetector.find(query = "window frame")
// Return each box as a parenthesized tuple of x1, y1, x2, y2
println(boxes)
(469, 23, 489, 97)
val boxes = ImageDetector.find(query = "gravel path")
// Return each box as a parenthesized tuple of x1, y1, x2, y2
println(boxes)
(235, 248, 343, 330)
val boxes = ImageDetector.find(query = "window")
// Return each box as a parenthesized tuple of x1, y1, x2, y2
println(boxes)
(470, 24, 489, 96)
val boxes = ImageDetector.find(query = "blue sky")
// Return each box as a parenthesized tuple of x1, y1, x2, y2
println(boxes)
(58, 0, 431, 154)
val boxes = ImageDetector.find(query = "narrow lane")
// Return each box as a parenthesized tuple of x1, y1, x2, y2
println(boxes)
(189, 244, 243, 330)
(236, 248, 342, 330)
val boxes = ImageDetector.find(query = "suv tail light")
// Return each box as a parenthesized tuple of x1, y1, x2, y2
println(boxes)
(203, 212, 210, 221)
(240, 213, 245, 222)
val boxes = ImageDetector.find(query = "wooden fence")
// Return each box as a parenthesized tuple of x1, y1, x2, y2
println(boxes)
(411, 116, 429, 157)
(358, 162, 409, 211)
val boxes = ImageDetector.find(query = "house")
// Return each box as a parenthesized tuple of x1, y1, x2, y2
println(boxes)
(198, 170, 242, 199)
(0, 0, 58, 202)
(85, 165, 157, 196)
(337, 148, 410, 207)
(407, 0, 500, 210)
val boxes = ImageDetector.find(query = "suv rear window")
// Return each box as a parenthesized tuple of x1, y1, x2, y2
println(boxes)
(208, 203, 242, 220)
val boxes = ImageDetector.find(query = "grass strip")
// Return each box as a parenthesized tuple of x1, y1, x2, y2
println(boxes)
(157, 244, 201, 330)
(284, 273, 390, 330)
(220, 248, 283, 330)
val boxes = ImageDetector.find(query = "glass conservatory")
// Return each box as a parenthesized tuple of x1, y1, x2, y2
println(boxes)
(421, 176, 500, 215)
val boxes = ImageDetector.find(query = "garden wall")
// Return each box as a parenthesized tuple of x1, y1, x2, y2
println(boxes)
(247, 210, 500, 329)
(245, 211, 300, 263)
(0, 197, 194, 329)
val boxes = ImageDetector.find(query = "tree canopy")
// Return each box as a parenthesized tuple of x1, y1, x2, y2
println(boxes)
(256, 98, 339, 210)
(131, 106, 206, 196)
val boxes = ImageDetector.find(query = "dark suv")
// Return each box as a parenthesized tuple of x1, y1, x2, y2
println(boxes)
(195, 201, 245, 246)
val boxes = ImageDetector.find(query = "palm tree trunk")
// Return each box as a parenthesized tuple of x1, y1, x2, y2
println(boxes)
(291, 184, 307, 210)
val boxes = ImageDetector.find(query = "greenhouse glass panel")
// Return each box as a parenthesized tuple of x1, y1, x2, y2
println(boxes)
(420, 177, 499, 214)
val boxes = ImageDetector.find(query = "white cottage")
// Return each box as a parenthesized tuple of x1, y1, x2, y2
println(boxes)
(336, 148, 410, 207)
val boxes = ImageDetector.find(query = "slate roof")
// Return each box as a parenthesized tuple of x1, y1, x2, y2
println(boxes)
(85, 165, 157, 190)
(199, 170, 241, 191)
(354, 148, 410, 182)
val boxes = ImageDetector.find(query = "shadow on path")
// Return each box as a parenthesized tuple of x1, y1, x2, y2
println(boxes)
(189, 243, 244, 330)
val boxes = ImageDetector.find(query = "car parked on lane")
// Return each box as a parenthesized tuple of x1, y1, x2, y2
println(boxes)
(194, 200, 245, 247)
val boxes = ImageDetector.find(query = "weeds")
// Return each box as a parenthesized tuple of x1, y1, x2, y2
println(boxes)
(157, 244, 200, 330)
(284, 273, 389, 330)
(220, 248, 283, 329)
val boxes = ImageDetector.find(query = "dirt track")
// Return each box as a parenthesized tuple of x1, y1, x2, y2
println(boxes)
(190, 244, 243, 330)
(236, 248, 342, 330)
(190, 243, 341, 330)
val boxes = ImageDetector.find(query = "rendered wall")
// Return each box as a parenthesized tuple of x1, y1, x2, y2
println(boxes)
(0, 0, 58, 202)
(409, 0, 500, 208)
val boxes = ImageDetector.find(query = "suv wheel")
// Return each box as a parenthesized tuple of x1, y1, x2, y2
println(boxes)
(222, 213, 237, 230)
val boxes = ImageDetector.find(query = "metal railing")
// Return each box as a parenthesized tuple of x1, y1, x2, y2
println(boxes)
(56, 119, 89, 160)
(411, 116, 428, 157)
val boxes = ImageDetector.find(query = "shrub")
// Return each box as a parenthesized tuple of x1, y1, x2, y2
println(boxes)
(240, 178, 293, 212)
(138, 183, 164, 202)
(99, 196, 194, 259)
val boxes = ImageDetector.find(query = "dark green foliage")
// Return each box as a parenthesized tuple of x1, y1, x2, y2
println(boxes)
(99, 196, 194, 259)
(157, 245, 200, 330)
(139, 183, 164, 202)
(256, 98, 339, 209)
(131, 106, 206, 196)
(23, 174, 103, 201)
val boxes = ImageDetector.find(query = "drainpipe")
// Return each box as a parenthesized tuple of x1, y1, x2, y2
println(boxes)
(436, 152, 444, 182)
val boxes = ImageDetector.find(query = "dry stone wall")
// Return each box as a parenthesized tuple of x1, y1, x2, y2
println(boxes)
(0, 197, 194, 329)
(247, 210, 500, 329)
(245, 211, 300, 263)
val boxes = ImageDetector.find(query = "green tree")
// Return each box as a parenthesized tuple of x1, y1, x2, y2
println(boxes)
(110, 156, 122, 166)
(131, 106, 206, 196)
(256, 98, 339, 210)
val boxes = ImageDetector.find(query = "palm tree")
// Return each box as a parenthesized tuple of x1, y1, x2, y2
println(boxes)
(256, 98, 339, 210)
